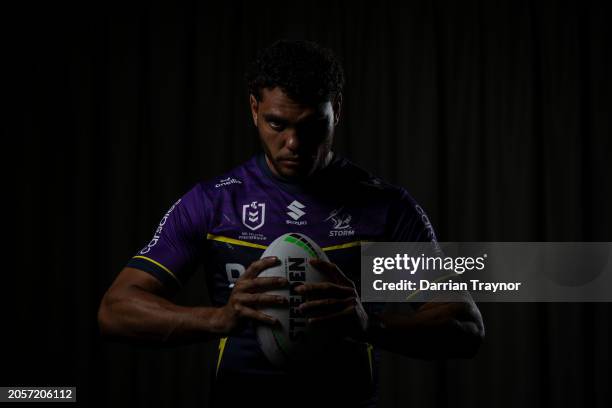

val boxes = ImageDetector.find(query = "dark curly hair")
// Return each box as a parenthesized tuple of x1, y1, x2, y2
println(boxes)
(246, 40, 345, 105)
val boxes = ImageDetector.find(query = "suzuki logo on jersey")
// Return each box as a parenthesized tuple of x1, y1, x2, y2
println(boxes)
(286, 200, 307, 226)
(242, 201, 266, 231)
(325, 207, 355, 237)
(287, 200, 305, 220)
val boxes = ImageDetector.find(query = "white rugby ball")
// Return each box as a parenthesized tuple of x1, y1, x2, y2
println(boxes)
(256, 232, 331, 368)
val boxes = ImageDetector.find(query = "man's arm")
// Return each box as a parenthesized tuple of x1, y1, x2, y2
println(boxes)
(98, 258, 287, 346)
(366, 296, 485, 359)
(97, 267, 226, 346)
(300, 260, 484, 359)
(372, 190, 485, 359)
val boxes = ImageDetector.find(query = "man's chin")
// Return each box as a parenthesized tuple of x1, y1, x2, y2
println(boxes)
(278, 168, 310, 181)
(275, 161, 312, 180)
(277, 169, 308, 181)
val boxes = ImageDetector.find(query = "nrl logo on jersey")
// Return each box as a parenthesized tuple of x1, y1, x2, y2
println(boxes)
(325, 207, 355, 237)
(286, 200, 307, 226)
(242, 201, 266, 231)
(215, 176, 242, 188)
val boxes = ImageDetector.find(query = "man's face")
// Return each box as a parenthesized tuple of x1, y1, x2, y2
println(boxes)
(250, 87, 341, 180)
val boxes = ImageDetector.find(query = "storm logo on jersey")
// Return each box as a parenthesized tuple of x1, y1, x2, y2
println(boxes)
(326, 207, 355, 237)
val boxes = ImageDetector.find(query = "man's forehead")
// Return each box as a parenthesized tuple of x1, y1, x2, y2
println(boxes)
(259, 87, 331, 118)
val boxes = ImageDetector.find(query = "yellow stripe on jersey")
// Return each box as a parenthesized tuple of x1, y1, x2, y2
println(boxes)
(206, 234, 368, 252)
(206, 234, 268, 250)
(322, 240, 369, 252)
(132, 255, 181, 285)
(366, 343, 374, 380)
(366, 342, 374, 381)
(216, 337, 229, 376)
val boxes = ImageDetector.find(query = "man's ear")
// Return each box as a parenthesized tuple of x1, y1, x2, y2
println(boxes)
(333, 93, 342, 126)
(249, 94, 259, 127)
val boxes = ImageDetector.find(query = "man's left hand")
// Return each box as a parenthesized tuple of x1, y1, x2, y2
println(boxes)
(295, 259, 369, 341)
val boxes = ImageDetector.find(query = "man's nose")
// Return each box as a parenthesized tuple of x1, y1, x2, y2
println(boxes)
(284, 129, 300, 152)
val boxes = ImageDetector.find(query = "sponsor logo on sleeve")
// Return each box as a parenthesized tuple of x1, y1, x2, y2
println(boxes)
(139, 198, 182, 255)
(415, 204, 438, 243)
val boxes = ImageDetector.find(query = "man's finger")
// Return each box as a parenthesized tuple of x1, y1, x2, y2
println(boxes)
(294, 281, 354, 299)
(236, 305, 279, 325)
(241, 256, 280, 280)
(234, 292, 288, 307)
(237, 276, 288, 293)
(298, 297, 355, 317)
(308, 304, 354, 325)
(309, 259, 354, 286)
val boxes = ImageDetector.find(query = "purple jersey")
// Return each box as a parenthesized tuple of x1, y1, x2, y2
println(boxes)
(126, 152, 437, 406)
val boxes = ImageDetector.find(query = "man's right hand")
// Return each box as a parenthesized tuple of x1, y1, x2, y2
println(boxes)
(216, 256, 289, 335)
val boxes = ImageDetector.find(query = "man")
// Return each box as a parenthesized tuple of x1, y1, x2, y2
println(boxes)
(98, 40, 484, 407)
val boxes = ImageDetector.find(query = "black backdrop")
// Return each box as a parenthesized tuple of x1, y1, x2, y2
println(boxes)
(6, 0, 611, 407)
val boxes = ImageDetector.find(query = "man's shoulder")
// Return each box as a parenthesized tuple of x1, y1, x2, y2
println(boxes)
(197, 155, 259, 193)
(327, 153, 407, 201)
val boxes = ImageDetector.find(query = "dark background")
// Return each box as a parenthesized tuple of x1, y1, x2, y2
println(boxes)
(6, 0, 611, 406)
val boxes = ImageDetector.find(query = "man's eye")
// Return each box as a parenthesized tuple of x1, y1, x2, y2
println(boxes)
(268, 121, 284, 131)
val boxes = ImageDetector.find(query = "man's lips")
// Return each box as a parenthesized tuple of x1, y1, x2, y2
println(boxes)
(279, 155, 316, 162)
(279, 159, 301, 168)
(279, 157, 302, 164)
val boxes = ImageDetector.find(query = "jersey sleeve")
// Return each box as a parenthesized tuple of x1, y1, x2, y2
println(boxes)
(125, 183, 210, 288)
(385, 188, 463, 305)
(387, 188, 438, 243)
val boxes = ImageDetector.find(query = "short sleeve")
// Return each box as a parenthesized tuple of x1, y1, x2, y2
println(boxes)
(126, 183, 210, 288)
(387, 188, 438, 243)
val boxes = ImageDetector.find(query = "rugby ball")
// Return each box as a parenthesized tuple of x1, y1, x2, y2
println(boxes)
(255, 232, 330, 368)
